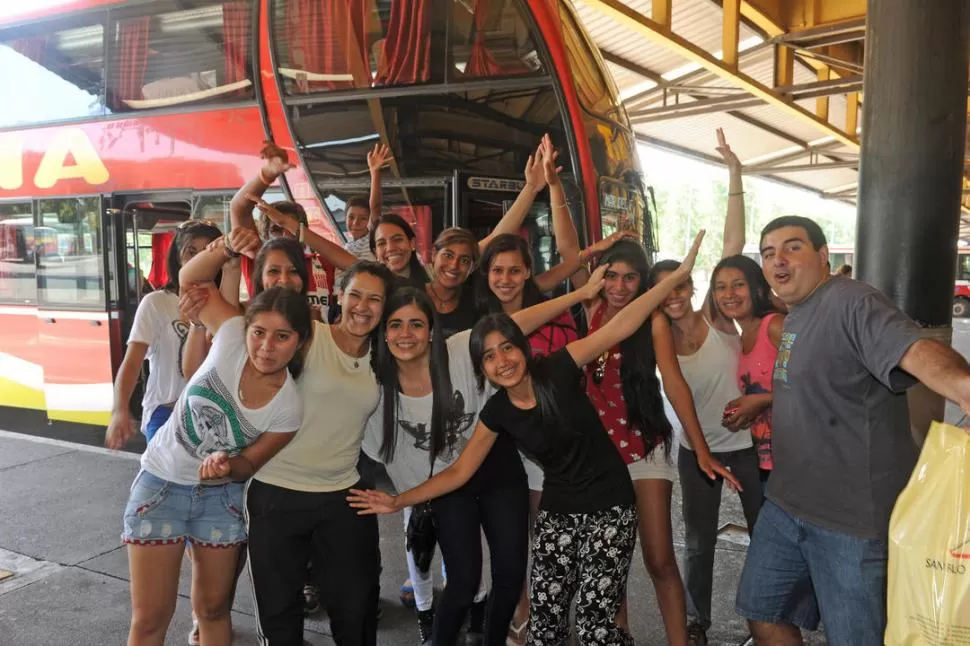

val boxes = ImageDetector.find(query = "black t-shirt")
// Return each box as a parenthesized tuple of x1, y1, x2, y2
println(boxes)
(437, 286, 482, 339)
(479, 349, 635, 514)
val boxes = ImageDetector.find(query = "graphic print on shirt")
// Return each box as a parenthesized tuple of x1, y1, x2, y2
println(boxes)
(177, 368, 260, 459)
(774, 331, 796, 387)
(398, 390, 476, 461)
(740, 373, 773, 468)
(171, 319, 190, 378)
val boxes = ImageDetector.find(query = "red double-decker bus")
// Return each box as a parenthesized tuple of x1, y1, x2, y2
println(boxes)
(0, 0, 651, 444)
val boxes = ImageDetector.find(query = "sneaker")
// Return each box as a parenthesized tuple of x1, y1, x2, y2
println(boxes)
(187, 615, 200, 646)
(303, 584, 321, 615)
(417, 608, 434, 646)
(465, 599, 486, 645)
(687, 622, 708, 646)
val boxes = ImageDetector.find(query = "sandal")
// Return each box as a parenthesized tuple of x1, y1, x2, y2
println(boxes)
(399, 579, 416, 609)
(506, 617, 528, 646)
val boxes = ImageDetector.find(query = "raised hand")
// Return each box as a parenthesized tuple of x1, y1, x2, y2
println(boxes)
(227, 226, 262, 260)
(678, 230, 706, 276)
(199, 451, 231, 480)
(105, 411, 137, 450)
(539, 133, 563, 187)
(347, 488, 401, 515)
(715, 128, 741, 172)
(588, 230, 638, 256)
(260, 141, 293, 179)
(523, 151, 545, 191)
(579, 263, 610, 301)
(179, 286, 209, 324)
(367, 143, 394, 173)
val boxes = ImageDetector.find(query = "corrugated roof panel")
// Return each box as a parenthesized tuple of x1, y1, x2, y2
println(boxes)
(634, 112, 797, 162)
(735, 104, 831, 146)
(770, 167, 859, 193)
(574, 0, 760, 78)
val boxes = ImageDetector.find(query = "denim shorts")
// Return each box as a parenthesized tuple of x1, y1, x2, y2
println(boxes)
(122, 470, 247, 547)
(735, 499, 888, 646)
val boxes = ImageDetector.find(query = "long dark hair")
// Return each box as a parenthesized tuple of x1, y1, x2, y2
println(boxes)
(165, 221, 222, 293)
(252, 237, 310, 298)
(711, 254, 781, 320)
(477, 234, 544, 313)
(599, 240, 673, 456)
(469, 313, 576, 438)
(374, 288, 455, 466)
(244, 286, 312, 378)
(369, 214, 429, 284)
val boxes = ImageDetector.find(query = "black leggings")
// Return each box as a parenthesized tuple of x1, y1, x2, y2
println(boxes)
(431, 437, 530, 646)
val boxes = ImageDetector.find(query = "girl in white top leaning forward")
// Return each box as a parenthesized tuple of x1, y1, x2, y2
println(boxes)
(106, 220, 222, 449)
(121, 228, 308, 646)
(648, 130, 764, 645)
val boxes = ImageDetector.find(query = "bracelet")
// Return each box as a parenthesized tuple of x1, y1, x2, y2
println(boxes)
(729, 191, 744, 196)
(189, 320, 205, 329)
(258, 169, 274, 186)
(551, 201, 568, 209)
(222, 236, 241, 258)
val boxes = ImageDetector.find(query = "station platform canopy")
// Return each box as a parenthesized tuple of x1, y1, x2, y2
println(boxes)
(573, 0, 970, 236)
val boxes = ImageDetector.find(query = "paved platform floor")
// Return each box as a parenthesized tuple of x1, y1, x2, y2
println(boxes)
(0, 429, 836, 645)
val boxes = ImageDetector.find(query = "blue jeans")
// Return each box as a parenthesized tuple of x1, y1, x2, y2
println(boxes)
(735, 499, 888, 646)
(143, 404, 173, 443)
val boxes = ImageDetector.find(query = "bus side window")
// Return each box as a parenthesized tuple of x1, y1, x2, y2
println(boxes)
(0, 202, 37, 304)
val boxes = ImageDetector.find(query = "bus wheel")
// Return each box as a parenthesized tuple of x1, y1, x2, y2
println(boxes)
(953, 298, 970, 318)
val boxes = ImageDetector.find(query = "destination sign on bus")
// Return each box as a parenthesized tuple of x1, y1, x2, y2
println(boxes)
(467, 177, 526, 192)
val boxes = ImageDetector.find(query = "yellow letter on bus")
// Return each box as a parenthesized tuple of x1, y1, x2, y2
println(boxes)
(34, 129, 109, 189)
(0, 133, 24, 191)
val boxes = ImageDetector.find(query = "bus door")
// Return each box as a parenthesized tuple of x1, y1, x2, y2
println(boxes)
(105, 194, 192, 419)
(453, 171, 558, 275)
(33, 196, 114, 427)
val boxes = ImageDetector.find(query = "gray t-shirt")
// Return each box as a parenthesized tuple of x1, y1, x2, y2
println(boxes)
(770, 277, 921, 539)
(361, 330, 494, 491)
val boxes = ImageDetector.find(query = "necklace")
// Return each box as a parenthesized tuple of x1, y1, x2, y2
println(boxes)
(428, 282, 459, 311)
(332, 324, 364, 368)
(238, 361, 285, 406)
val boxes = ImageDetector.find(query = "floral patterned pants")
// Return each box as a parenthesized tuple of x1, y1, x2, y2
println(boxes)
(528, 504, 638, 646)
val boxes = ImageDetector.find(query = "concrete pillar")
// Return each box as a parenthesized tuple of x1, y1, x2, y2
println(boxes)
(855, 0, 970, 442)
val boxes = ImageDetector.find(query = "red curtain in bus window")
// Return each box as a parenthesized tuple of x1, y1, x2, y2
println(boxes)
(148, 232, 174, 289)
(113, 16, 151, 110)
(287, 0, 370, 91)
(389, 205, 432, 263)
(375, 0, 431, 85)
(223, 1, 250, 85)
(466, 0, 528, 77)
(10, 36, 49, 65)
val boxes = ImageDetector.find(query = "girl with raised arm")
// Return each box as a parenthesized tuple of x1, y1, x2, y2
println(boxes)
(648, 129, 763, 645)
(121, 227, 308, 646)
(349, 233, 708, 646)
(362, 269, 609, 646)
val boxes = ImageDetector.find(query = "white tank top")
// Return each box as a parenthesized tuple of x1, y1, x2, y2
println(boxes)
(676, 318, 752, 453)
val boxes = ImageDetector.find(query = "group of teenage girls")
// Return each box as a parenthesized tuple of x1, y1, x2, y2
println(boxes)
(107, 128, 786, 646)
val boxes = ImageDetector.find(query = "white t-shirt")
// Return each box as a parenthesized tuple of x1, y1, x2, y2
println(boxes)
(255, 322, 380, 492)
(361, 330, 494, 491)
(141, 317, 302, 485)
(345, 235, 377, 262)
(127, 291, 189, 433)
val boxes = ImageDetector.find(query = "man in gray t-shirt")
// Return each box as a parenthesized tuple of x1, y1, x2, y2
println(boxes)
(735, 216, 970, 646)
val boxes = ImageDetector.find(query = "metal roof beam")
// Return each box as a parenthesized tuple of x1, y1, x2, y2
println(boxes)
(600, 50, 665, 84)
(580, 0, 859, 149)
(745, 160, 859, 175)
(629, 95, 766, 122)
